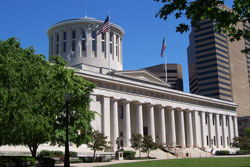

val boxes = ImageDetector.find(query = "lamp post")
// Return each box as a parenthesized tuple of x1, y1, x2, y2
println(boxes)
(64, 93, 71, 167)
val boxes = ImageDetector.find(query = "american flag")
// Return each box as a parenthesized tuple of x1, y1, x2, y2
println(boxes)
(161, 37, 166, 57)
(97, 16, 110, 36)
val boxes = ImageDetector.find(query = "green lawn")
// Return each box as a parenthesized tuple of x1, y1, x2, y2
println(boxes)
(101, 157, 250, 167)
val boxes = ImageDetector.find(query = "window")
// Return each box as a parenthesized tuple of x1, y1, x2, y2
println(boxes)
(207, 136, 209, 146)
(71, 30, 76, 51)
(82, 31, 86, 39)
(214, 136, 216, 145)
(220, 117, 222, 126)
(213, 115, 215, 125)
(226, 118, 228, 126)
(205, 115, 208, 124)
(116, 35, 119, 56)
(119, 106, 123, 119)
(72, 40, 75, 52)
(63, 42, 66, 52)
(101, 33, 105, 53)
(92, 31, 96, 52)
(64, 32, 67, 40)
(63, 32, 67, 53)
(72, 31, 76, 39)
(82, 31, 86, 52)
(110, 33, 113, 55)
(56, 34, 59, 54)
(221, 136, 223, 145)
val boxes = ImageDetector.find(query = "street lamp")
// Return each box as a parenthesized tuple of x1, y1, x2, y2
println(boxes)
(64, 93, 71, 167)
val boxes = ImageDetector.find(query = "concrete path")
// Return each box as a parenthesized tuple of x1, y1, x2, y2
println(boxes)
(55, 155, 250, 167)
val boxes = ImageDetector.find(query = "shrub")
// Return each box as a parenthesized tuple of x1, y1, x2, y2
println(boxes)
(215, 150, 230, 155)
(53, 151, 64, 157)
(123, 151, 136, 159)
(69, 151, 77, 157)
(38, 150, 64, 158)
(236, 150, 249, 155)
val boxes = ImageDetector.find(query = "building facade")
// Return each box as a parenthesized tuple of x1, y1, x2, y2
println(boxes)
(144, 64, 183, 91)
(46, 17, 238, 152)
(187, 17, 250, 118)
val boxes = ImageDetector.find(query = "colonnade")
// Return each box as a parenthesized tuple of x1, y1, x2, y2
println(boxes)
(90, 95, 238, 151)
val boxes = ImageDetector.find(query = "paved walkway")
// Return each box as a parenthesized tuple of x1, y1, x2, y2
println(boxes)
(55, 155, 250, 167)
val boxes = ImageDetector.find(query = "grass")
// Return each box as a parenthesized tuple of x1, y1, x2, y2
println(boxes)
(101, 157, 250, 167)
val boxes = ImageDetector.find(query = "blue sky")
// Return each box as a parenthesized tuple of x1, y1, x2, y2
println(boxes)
(0, 0, 233, 92)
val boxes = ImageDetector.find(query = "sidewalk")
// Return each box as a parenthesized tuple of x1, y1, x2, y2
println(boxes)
(55, 155, 250, 167)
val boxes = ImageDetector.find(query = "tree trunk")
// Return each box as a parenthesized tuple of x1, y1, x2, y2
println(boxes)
(94, 150, 96, 159)
(147, 151, 149, 158)
(28, 144, 39, 158)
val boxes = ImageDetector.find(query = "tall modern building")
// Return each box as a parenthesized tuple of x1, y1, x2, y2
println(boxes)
(187, 15, 250, 118)
(144, 64, 183, 91)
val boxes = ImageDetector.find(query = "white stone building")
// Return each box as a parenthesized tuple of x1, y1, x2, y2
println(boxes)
(46, 17, 238, 152)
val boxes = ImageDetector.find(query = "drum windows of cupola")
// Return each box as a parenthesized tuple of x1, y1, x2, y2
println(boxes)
(82, 31, 86, 52)
(72, 30, 76, 52)
(92, 31, 96, 53)
(63, 32, 67, 53)
(110, 33, 113, 57)
(101, 33, 105, 54)
(56, 34, 59, 54)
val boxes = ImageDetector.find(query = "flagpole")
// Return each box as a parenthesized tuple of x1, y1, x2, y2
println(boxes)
(165, 46, 167, 83)
(108, 11, 111, 74)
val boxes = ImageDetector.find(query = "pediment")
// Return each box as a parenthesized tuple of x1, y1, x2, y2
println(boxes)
(113, 69, 170, 87)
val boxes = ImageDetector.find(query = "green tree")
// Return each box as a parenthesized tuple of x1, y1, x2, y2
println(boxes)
(0, 38, 95, 157)
(87, 130, 110, 158)
(233, 127, 250, 150)
(130, 134, 143, 157)
(155, 0, 250, 54)
(141, 135, 157, 158)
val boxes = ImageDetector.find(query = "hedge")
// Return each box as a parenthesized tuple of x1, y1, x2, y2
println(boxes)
(122, 151, 136, 159)
(215, 150, 230, 155)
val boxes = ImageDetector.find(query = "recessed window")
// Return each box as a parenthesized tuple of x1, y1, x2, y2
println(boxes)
(92, 31, 96, 52)
(101, 33, 105, 54)
(64, 32, 67, 40)
(72, 40, 75, 51)
(206, 136, 209, 146)
(63, 42, 66, 53)
(110, 33, 113, 56)
(116, 35, 119, 57)
(56, 34, 59, 42)
(82, 31, 86, 52)
(82, 31, 86, 39)
(213, 115, 215, 125)
(214, 136, 216, 145)
(119, 106, 123, 119)
(82, 40, 86, 51)
(72, 31, 76, 39)
(205, 115, 208, 124)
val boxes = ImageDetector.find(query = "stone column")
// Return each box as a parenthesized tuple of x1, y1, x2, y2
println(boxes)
(76, 28, 81, 57)
(208, 113, 213, 148)
(168, 107, 176, 146)
(123, 101, 131, 147)
(111, 99, 119, 151)
(52, 33, 56, 55)
(178, 109, 186, 148)
(186, 110, 193, 148)
(200, 112, 207, 148)
(158, 106, 166, 146)
(148, 105, 155, 142)
(233, 116, 238, 137)
(192, 110, 199, 148)
(228, 116, 234, 145)
(222, 115, 227, 148)
(215, 114, 221, 148)
(90, 95, 97, 130)
(102, 97, 111, 141)
(135, 103, 143, 136)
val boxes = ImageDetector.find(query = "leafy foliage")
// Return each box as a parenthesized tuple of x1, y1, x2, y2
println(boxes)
(141, 135, 158, 158)
(122, 150, 136, 159)
(130, 134, 143, 157)
(215, 150, 230, 155)
(0, 38, 95, 157)
(87, 130, 110, 158)
(233, 127, 250, 150)
(155, 0, 250, 54)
